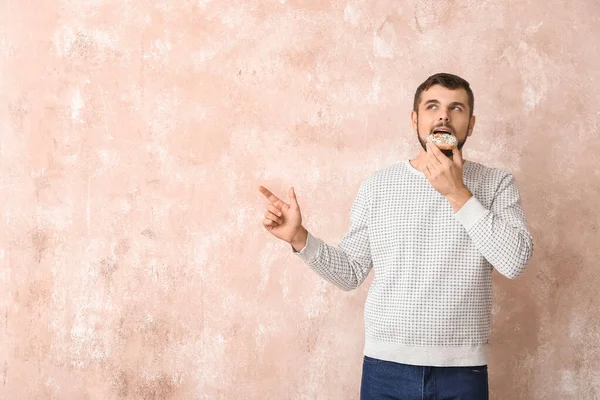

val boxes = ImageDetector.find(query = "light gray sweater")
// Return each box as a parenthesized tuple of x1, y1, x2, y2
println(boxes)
(294, 159, 533, 367)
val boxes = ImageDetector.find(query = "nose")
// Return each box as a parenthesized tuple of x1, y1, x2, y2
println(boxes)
(438, 110, 450, 122)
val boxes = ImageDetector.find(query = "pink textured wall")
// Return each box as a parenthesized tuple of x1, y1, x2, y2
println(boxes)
(1, 1, 599, 399)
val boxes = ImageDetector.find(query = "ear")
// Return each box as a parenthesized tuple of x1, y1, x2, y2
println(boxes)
(467, 115, 476, 137)
(411, 110, 418, 131)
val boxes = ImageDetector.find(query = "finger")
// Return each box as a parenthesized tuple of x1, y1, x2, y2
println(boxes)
(262, 218, 278, 229)
(426, 141, 445, 165)
(288, 187, 300, 209)
(425, 144, 439, 171)
(425, 141, 439, 164)
(264, 210, 283, 224)
(268, 204, 282, 216)
(258, 185, 283, 206)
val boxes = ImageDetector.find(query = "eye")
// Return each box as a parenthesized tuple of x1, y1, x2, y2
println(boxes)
(426, 104, 437, 110)
(452, 106, 462, 111)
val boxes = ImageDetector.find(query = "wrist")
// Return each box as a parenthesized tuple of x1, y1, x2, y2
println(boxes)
(446, 187, 472, 212)
(290, 226, 308, 251)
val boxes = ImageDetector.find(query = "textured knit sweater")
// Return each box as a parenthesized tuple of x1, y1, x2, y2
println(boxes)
(294, 159, 533, 367)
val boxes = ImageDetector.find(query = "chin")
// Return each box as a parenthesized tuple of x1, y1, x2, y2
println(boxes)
(441, 149, 453, 158)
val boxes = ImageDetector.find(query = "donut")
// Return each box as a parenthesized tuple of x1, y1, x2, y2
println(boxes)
(427, 133, 458, 150)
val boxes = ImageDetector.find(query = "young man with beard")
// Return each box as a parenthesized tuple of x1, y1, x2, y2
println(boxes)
(258, 73, 533, 399)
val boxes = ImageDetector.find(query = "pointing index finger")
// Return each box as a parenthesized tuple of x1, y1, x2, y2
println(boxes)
(259, 186, 283, 206)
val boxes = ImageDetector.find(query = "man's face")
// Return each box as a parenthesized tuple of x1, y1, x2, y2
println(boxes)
(411, 85, 476, 157)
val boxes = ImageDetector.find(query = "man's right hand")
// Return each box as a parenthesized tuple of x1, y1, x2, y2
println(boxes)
(258, 186, 307, 251)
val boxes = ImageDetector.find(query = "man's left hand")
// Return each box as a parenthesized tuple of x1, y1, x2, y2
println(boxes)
(423, 140, 473, 211)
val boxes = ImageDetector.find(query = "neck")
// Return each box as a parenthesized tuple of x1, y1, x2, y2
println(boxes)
(410, 148, 464, 171)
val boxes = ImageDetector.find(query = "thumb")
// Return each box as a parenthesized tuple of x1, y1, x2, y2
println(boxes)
(452, 147, 463, 166)
(288, 187, 300, 209)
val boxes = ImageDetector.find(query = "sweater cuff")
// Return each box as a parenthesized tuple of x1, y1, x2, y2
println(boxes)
(292, 231, 320, 263)
(453, 195, 488, 231)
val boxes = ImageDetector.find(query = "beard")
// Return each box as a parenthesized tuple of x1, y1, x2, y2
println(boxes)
(416, 121, 468, 158)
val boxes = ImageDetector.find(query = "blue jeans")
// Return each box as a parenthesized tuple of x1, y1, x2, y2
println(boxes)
(360, 356, 488, 400)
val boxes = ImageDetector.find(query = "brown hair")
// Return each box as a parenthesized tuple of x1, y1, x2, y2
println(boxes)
(413, 73, 474, 117)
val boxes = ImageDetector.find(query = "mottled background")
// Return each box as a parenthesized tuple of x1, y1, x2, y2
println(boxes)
(0, 0, 598, 399)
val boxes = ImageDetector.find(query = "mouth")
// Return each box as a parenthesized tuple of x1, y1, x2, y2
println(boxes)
(432, 127, 454, 135)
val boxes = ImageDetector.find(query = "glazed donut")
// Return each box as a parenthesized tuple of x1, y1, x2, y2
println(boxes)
(427, 133, 458, 150)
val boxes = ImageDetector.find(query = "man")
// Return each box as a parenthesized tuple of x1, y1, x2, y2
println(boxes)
(258, 73, 533, 399)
